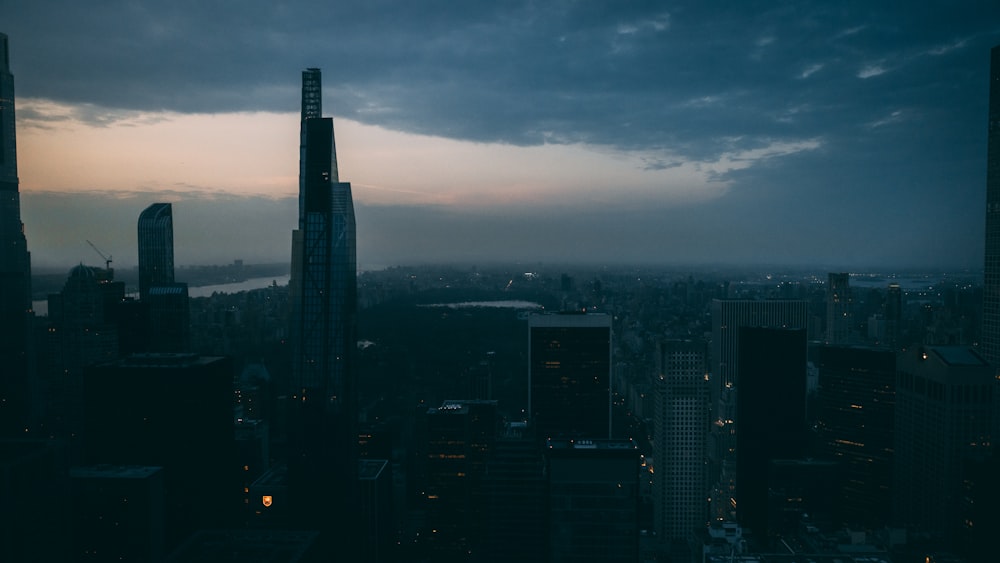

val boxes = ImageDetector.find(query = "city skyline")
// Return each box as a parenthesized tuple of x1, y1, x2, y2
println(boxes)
(3, 3, 1000, 270)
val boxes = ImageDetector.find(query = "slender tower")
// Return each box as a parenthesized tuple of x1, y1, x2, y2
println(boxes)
(287, 68, 358, 536)
(983, 45, 1000, 366)
(137, 202, 175, 300)
(0, 32, 34, 436)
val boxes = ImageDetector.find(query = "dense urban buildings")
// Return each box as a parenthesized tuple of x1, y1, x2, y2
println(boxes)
(0, 32, 33, 437)
(5, 29, 1000, 563)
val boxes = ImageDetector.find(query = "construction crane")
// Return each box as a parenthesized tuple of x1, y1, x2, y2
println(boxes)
(86, 240, 113, 271)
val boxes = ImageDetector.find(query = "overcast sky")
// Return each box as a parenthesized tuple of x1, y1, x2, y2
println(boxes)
(5, 1, 1000, 271)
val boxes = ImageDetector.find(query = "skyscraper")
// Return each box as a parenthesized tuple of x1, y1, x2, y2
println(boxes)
(653, 340, 710, 542)
(286, 68, 358, 545)
(0, 32, 34, 436)
(983, 44, 1000, 366)
(825, 272, 851, 344)
(708, 299, 808, 521)
(289, 67, 357, 402)
(528, 312, 612, 440)
(137, 202, 175, 301)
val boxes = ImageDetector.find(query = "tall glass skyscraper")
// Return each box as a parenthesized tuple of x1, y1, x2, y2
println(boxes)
(287, 68, 358, 540)
(289, 67, 357, 411)
(137, 203, 175, 301)
(983, 45, 1000, 366)
(0, 32, 34, 436)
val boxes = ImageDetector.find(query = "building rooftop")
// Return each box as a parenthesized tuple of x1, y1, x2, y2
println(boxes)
(70, 465, 163, 479)
(930, 346, 989, 367)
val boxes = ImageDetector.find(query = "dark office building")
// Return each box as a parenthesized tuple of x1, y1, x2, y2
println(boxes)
(146, 283, 191, 352)
(0, 33, 34, 438)
(826, 273, 851, 344)
(286, 68, 358, 540)
(893, 346, 993, 544)
(421, 400, 497, 561)
(137, 203, 175, 301)
(482, 423, 546, 563)
(709, 299, 808, 521)
(983, 44, 1000, 366)
(815, 345, 895, 528)
(546, 439, 640, 563)
(358, 458, 392, 563)
(529, 313, 612, 440)
(84, 354, 236, 549)
(0, 440, 70, 562)
(735, 327, 807, 543)
(70, 465, 165, 563)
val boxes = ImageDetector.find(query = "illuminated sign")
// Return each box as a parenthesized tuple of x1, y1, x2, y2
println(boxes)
(261, 495, 273, 508)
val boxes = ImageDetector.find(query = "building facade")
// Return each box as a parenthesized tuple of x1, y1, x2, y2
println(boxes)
(825, 273, 851, 344)
(137, 203, 175, 301)
(653, 339, 710, 542)
(0, 32, 34, 437)
(528, 313, 612, 440)
(983, 45, 1000, 366)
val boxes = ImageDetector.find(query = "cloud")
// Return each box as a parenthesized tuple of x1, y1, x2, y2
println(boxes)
(857, 64, 888, 79)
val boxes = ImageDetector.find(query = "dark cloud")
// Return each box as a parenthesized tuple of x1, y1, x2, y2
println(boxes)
(5, 2, 999, 269)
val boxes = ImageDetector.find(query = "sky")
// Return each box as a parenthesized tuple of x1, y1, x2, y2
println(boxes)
(4, 1, 1000, 271)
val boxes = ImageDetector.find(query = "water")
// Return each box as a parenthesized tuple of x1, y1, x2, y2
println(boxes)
(32, 274, 291, 317)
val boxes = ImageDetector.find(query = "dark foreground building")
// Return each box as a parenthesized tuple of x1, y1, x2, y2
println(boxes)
(84, 354, 236, 549)
(0, 32, 34, 437)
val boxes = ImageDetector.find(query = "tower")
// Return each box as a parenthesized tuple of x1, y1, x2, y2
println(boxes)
(287, 68, 358, 542)
(653, 340, 710, 542)
(0, 32, 34, 436)
(893, 347, 993, 544)
(137, 203, 175, 301)
(708, 299, 808, 521)
(735, 327, 807, 541)
(983, 45, 1000, 365)
(825, 272, 851, 344)
(528, 312, 612, 440)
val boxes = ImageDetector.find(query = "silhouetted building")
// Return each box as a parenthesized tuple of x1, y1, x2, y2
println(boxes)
(983, 44, 1000, 366)
(0, 32, 34, 437)
(146, 283, 191, 352)
(164, 529, 321, 563)
(359, 459, 392, 563)
(39, 264, 121, 460)
(0, 440, 70, 562)
(70, 465, 165, 563)
(815, 345, 895, 528)
(826, 273, 851, 344)
(885, 282, 902, 348)
(286, 68, 358, 541)
(529, 313, 612, 440)
(653, 339, 710, 542)
(138, 203, 175, 301)
(893, 346, 993, 545)
(546, 439, 640, 563)
(84, 354, 236, 550)
(735, 327, 807, 543)
(709, 299, 808, 521)
(421, 400, 497, 561)
(482, 423, 546, 563)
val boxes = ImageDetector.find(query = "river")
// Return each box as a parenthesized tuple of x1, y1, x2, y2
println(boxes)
(32, 274, 291, 317)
